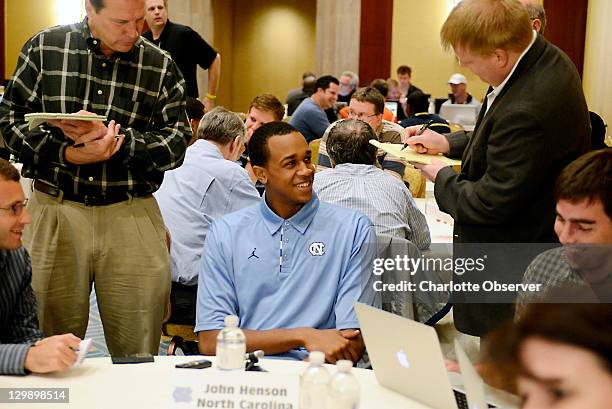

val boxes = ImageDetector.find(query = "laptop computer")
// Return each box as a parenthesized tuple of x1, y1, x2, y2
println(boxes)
(355, 303, 498, 409)
(385, 101, 399, 119)
(439, 104, 480, 131)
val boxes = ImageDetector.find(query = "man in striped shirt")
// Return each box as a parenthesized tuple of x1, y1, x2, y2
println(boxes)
(0, 160, 80, 375)
(314, 119, 431, 250)
(0, 0, 190, 356)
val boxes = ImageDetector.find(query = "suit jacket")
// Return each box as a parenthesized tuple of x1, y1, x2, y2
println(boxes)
(434, 34, 590, 335)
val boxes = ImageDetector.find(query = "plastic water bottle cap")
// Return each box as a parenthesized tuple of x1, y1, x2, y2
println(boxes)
(309, 351, 325, 365)
(224, 315, 239, 327)
(336, 360, 353, 372)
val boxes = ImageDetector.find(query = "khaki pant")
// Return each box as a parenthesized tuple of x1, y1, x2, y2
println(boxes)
(24, 189, 170, 356)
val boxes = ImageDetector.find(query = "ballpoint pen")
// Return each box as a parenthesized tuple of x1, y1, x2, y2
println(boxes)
(402, 119, 435, 150)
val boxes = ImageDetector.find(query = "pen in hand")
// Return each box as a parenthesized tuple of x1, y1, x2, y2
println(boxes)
(402, 119, 435, 150)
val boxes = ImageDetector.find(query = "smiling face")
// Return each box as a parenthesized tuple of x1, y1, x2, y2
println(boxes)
(253, 131, 314, 219)
(144, 0, 167, 31)
(86, 0, 145, 57)
(554, 198, 612, 276)
(0, 180, 31, 250)
(518, 337, 612, 409)
(315, 83, 339, 110)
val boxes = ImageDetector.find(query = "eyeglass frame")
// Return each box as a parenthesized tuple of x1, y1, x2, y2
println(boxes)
(0, 199, 29, 217)
(347, 110, 380, 120)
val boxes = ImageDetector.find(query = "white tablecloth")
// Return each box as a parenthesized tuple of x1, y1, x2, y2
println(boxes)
(1, 356, 434, 408)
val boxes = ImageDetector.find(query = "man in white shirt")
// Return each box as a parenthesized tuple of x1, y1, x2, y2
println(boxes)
(155, 107, 260, 325)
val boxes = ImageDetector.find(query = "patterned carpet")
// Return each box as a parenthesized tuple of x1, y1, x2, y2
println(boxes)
(83, 286, 169, 357)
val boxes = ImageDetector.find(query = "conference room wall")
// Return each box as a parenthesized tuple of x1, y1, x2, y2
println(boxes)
(4, 1, 56, 77)
(390, 0, 490, 102)
(583, 0, 612, 131)
(217, 0, 317, 113)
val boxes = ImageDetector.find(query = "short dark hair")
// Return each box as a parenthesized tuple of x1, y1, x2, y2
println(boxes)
(369, 79, 389, 100)
(197, 107, 245, 145)
(186, 97, 205, 122)
(249, 122, 299, 167)
(554, 148, 612, 219)
(90, 0, 105, 12)
(396, 65, 412, 76)
(248, 94, 285, 121)
(315, 75, 339, 92)
(0, 159, 20, 182)
(406, 91, 429, 115)
(327, 119, 378, 166)
(351, 87, 385, 115)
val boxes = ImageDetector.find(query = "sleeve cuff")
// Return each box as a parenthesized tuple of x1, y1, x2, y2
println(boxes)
(0, 344, 32, 375)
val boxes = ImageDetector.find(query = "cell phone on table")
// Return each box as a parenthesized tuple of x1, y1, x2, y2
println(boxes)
(175, 359, 212, 369)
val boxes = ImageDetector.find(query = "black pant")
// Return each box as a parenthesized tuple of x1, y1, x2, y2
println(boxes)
(169, 282, 198, 326)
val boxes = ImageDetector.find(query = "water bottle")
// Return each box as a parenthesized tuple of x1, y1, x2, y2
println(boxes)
(328, 360, 360, 409)
(216, 315, 246, 371)
(300, 351, 330, 409)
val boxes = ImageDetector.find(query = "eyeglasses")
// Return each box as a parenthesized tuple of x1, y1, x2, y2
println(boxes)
(347, 110, 378, 120)
(0, 199, 28, 217)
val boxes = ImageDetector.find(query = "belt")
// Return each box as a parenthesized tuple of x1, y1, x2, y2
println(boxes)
(33, 180, 131, 206)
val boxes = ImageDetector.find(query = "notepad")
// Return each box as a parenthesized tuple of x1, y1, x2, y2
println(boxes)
(24, 113, 107, 131)
(369, 140, 462, 166)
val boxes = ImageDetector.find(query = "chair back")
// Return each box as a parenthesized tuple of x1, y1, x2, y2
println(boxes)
(309, 138, 321, 165)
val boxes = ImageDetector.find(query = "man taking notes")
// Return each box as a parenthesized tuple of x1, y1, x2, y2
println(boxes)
(404, 0, 590, 336)
(196, 122, 377, 363)
(0, 0, 190, 356)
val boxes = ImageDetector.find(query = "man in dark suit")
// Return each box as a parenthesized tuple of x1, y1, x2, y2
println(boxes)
(404, 0, 590, 336)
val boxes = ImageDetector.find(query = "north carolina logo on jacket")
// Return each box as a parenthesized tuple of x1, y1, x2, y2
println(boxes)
(309, 242, 325, 256)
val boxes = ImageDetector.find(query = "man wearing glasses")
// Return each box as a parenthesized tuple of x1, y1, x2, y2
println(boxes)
(317, 87, 406, 179)
(0, 160, 81, 375)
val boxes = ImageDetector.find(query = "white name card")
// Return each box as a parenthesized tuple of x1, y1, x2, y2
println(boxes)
(170, 370, 299, 408)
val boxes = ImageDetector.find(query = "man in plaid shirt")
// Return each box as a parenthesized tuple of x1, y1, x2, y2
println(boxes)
(516, 149, 612, 315)
(0, 0, 190, 356)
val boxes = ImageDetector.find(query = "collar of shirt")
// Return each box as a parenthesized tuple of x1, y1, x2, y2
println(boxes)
(333, 163, 378, 176)
(259, 191, 320, 236)
(487, 30, 538, 103)
(190, 139, 224, 160)
(80, 18, 140, 59)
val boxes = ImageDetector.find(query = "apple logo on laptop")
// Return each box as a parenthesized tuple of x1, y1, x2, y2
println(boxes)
(396, 349, 410, 368)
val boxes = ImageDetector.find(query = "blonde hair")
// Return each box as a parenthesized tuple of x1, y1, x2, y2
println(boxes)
(441, 0, 533, 56)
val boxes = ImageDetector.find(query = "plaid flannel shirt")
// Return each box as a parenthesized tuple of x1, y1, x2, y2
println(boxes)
(0, 19, 190, 197)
